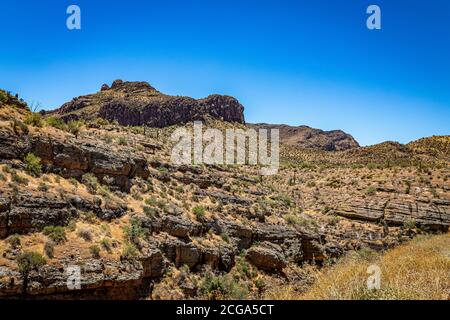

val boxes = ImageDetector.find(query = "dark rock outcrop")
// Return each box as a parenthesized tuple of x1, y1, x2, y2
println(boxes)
(52, 80, 245, 127)
(0, 248, 164, 299)
(0, 193, 127, 239)
(249, 123, 359, 151)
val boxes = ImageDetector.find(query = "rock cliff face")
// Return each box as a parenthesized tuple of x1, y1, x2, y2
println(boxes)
(51, 80, 245, 127)
(0, 129, 150, 191)
(249, 123, 359, 151)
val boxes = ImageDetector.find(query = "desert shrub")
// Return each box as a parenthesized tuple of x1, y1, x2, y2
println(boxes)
(6, 234, 21, 248)
(67, 120, 83, 137)
(89, 245, 101, 258)
(157, 166, 169, 174)
(145, 197, 157, 206)
(42, 226, 67, 244)
(100, 238, 112, 253)
(46, 117, 67, 130)
(284, 214, 317, 231)
(44, 241, 55, 258)
(123, 219, 148, 244)
(403, 218, 416, 230)
(24, 153, 42, 177)
(200, 273, 249, 300)
(365, 186, 377, 196)
(221, 232, 230, 243)
(38, 182, 49, 192)
(306, 181, 316, 188)
(117, 136, 128, 146)
(67, 220, 77, 231)
(81, 211, 96, 223)
(327, 215, 341, 226)
(131, 188, 143, 201)
(82, 173, 99, 193)
(69, 178, 79, 187)
(24, 112, 43, 127)
(121, 244, 139, 260)
(404, 180, 411, 194)
(277, 194, 292, 207)
(11, 171, 29, 185)
(143, 206, 158, 218)
(16, 252, 46, 274)
(10, 119, 29, 135)
(77, 228, 93, 241)
(0, 90, 8, 104)
(192, 206, 205, 220)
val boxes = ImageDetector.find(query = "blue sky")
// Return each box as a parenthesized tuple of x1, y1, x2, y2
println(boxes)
(0, 0, 449, 146)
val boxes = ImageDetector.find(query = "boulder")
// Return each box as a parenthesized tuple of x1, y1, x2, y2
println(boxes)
(246, 242, 286, 272)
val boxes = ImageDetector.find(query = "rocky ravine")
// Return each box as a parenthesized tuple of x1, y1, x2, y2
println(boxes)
(0, 88, 449, 300)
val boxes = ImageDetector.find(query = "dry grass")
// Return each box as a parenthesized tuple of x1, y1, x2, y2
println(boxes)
(296, 233, 450, 300)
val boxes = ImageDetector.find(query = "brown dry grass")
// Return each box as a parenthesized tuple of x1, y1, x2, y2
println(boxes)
(266, 233, 450, 300)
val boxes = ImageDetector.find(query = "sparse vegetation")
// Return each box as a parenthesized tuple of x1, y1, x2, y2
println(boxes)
(42, 226, 67, 244)
(193, 206, 205, 221)
(24, 153, 42, 177)
(89, 245, 101, 258)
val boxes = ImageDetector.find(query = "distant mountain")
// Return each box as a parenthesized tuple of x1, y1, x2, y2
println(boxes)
(249, 123, 359, 151)
(50, 80, 245, 127)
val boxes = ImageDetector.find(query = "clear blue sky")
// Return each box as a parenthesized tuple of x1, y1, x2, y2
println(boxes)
(1, 0, 449, 146)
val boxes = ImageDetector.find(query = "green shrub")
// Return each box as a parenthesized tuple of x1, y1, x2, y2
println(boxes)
(42, 226, 67, 244)
(24, 153, 42, 177)
(403, 218, 416, 230)
(24, 113, 43, 127)
(100, 238, 112, 253)
(82, 173, 99, 193)
(67, 120, 83, 137)
(365, 186, 377, 196)
(123, 219, 148, 244)
(221, 232, 230, 243)
(38, 182, 49, 192)
(200, 273, 249, 300)
(16, 252, 46, 274)
(117, 136, 128, 146)
(193, 206, 205, 220)
(143, 206, 158, 218)
(67, 220, 77, 231)
(145, 197, 157, 206)
(46, 117, 68, 130)
(89, 245, 101, 258)
(11, 171, 29, 185)
(284, 214, 318, 231)
(10, 119, 29, 135)
(6, 234, 21, 248)
(121, 244, 139, 260)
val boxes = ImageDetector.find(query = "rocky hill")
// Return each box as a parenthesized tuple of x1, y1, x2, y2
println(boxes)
(250, 123, 359, 151)
(50, 80, 245, 127)
(0, 88, 449, 300)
